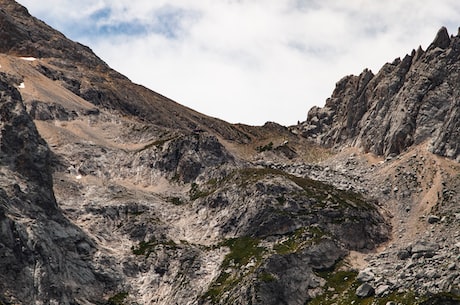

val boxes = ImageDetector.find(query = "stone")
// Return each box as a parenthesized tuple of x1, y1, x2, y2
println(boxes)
(428, 26, 451, 50)
(357, 269, 375, 282)
(411, 240, 439, 258)
(356, 283, 375, 298)
(375, 284, 390, 296)
(397, 248, 411, 260)
(428, 215, 441, 224)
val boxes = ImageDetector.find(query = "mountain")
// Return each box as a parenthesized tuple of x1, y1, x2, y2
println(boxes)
(298, 27, 460, 162)
(0, 1, 459, 305)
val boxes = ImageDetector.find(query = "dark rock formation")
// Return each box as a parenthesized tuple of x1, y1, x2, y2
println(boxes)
(0, 73, 106, 304)
(299, 26, 460, 161)
(27, 100, 78, 121)
(195, 168, 390, 305)
(156, 133, 236, 183)
(0, 73, 56, 212)
(256, 240, 346, 305)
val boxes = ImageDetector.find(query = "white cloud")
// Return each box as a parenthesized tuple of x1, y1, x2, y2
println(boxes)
(17, 0, 460, 125)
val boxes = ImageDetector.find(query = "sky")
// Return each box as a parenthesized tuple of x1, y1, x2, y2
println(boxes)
(17, 1, 460, 126)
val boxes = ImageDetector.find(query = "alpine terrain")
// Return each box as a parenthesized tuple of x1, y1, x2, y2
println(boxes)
(0, 1, 459, 304)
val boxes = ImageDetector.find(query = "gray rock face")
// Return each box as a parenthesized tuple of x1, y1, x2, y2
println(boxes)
(27, 100, 79, 121)
(0, 74, 105, 304)
(411, 240, 439, 258)
(0, 73, 56, 212)
(156, 133, 235, 183)
(254, 240, 345, 305)
(299, 26, 460, 161)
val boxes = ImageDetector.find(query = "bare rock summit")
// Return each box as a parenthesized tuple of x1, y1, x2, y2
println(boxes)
(299, 26, 460, 161)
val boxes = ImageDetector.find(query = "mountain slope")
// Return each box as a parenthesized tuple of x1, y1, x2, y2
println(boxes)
(0, 0, 291, 144)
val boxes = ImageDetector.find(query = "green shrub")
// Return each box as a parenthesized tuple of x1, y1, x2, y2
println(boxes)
(107, 292, 128, 305)
(256, 142, 274, 152)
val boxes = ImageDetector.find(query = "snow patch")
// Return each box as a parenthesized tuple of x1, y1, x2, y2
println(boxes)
(76, 174, 82, 180)
(20, 57, 37, 61)
(18, 82, 25, 89)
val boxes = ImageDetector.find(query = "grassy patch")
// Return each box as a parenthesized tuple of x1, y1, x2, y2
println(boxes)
(419, 293, 460, 305)
(203, 236, 266, 303)
(169, 196, 186, 205)
(189, 182, 213, 201)
(237, 168, 372, 211)
(107, 292, 128, 305)
(131, 240, 156, 256)
(307, 263, 450, 305)
(256, 142, 274, 152)
(221, 236, 265, 266)
(131, 239, 177, 257)
(258, 272, 276, 283)
(273, 226, 327, 255)
(308, 267, 364, 305)
(189, 174, 236, 201)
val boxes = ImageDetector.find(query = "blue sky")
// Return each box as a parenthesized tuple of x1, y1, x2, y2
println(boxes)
(17, 0, 460, 125)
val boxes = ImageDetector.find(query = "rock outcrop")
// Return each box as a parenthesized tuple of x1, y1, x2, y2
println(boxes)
(299, 27, 460, 162)
(0, 73, 106, 304)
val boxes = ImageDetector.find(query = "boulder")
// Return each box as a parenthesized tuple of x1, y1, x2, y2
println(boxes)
(397, 249, 411, 260)
(357, 268, 375, 282)
(356, 283, 375, 298)
(375, 284, 391, 296)
(411, 240, 439, 258)
(427, 215, 440, 224)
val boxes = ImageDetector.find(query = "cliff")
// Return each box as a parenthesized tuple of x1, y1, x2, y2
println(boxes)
(299, 27, 460, 162)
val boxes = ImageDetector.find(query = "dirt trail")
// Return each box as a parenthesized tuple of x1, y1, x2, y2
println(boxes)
(327, 144, 454, 270)
(378, 149, 437, 244)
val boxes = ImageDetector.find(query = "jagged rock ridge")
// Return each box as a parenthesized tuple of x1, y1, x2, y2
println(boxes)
(299, 26, 460, 162)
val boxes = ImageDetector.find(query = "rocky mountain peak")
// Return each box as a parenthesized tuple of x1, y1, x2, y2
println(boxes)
(0, 0, 108, 69)
(428, 26, 451, 50)
(298, 27, 460, 162)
